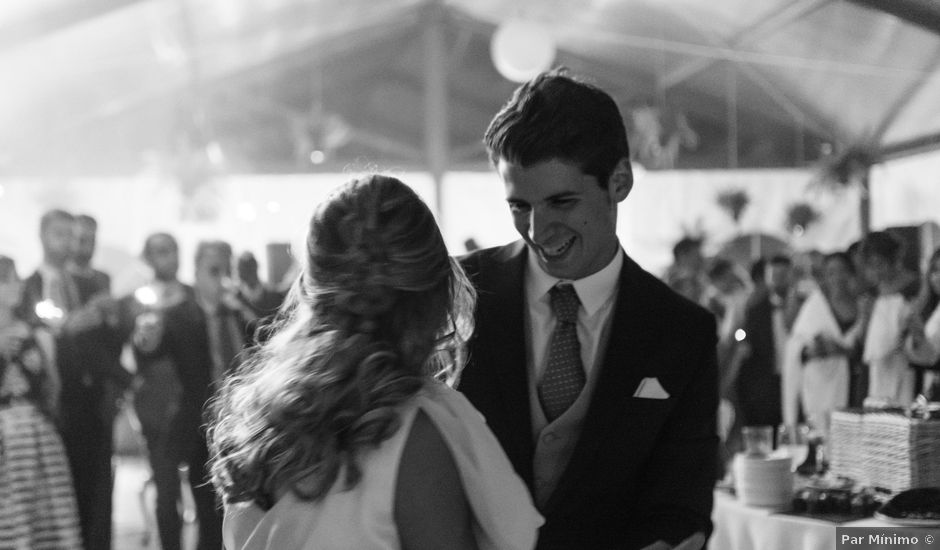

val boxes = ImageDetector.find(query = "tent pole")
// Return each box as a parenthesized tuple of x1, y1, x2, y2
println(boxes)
(859, 167, 871, 236)
(423, 1, 449, 224)
(726, 65, 738, 169)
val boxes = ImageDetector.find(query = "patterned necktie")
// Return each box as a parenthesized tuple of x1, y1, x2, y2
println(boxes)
(538, 283, 586, 422)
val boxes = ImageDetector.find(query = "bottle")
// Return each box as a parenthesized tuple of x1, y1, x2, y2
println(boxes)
(796, 439, 817, 476)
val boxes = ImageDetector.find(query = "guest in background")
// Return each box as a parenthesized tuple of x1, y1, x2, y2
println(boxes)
(845, 239, 876, 405)
(734, 255, 792, 433)
(668, 269, 706, 306)
(70, 214, 132, 549)
(860, 231, 920, 407)
(458, 69, 716, 549)
(784, 251, 869, 439)
(123, 232, 194, 550)
(903, 247, 940, 400)
(22, 210, 79, 328)
(209, 175, 541, 550)
(134, 239, 255, 550)
(704, 257, 750, 360)
(68, 214, 135, 510)
(20, 209, 122, 550)
(0, 255, 83, 549)
(665, 236, 706, 304)
(69, 215, 112, 290)
(746, 257, 767, 305)
(786, 250, 824, 330)
(235, 250, 285, 321)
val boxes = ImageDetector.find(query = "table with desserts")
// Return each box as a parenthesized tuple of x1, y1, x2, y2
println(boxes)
(711, 406, 940, 549)
(709, 487, 897, 550)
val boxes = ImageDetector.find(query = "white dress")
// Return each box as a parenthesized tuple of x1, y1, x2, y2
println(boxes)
(783, 290, 859, 435)
(904, 303, 940, 393)
(863, 293, 915, 406)
(223, 383, 543, 550)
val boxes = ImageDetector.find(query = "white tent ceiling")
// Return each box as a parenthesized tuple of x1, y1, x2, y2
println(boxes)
(2, 0, 940, 177)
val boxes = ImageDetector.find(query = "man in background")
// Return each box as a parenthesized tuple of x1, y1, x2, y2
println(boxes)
(21, 210, 128, 549)
(665, 236, 706, 304)
(123, 232, 195, 550)
(734, 255, 793, 434)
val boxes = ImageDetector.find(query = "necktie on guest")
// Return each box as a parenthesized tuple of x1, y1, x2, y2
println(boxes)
(211, 308, 240, 383)
(45, 270, 78, 312)
(538, 283, 586, 422)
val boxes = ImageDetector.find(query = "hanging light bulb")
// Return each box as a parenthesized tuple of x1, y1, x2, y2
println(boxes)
(490, 18, 556, 83)
(309, 150, 326, 165)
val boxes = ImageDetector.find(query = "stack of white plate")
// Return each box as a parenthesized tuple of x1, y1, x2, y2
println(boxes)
(733, 453, 793, 509)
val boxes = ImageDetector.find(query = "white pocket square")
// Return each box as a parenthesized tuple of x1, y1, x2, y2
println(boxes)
(632, 377, 670, 399)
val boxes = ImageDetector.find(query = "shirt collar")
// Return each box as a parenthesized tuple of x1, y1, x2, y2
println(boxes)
(68, 264, 95, 278)
(526, 246, 623, 317)
(38, 262, 65, 279)
(197, 292, 223, 317)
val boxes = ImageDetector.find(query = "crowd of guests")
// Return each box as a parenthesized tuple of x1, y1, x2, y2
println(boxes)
(0, 209, 286, 549)
(664, 230, 940, 467)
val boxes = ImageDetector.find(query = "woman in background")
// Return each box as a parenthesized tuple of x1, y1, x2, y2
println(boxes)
(860, 231, 920, 406)
(904, 247, 940, 400)
(208, 175, 541, 550)
(785, 252, 867, 438)
(0, 255, 82, 549)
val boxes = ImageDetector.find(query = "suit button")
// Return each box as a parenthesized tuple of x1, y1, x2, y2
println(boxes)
(542, 432, 558, 443)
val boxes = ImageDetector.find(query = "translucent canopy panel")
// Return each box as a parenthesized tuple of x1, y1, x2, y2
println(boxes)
(2, 0, 939, 176)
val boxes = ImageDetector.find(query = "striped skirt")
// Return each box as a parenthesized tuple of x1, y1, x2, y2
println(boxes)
(0, 401, 83, 549)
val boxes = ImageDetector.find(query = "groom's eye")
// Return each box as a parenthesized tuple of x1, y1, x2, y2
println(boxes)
(508, 202, 530, 214)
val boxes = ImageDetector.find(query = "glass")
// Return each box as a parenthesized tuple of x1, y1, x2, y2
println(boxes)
(742, 425, 773, 457)
(775, 423, 809, 470)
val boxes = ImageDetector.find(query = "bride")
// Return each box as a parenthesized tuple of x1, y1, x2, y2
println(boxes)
(207, 175, 542, 550)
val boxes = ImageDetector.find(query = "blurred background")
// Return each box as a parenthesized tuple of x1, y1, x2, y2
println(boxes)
(2, 0, 940, 282)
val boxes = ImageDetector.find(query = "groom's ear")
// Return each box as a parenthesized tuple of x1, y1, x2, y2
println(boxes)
(608, 158, 633, 203)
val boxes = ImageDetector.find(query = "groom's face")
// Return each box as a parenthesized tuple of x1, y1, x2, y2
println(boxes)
(499, 157, 628, 281)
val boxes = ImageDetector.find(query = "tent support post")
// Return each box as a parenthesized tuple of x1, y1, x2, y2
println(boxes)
(726, 65, 738, 169)
(860, 167, 871, 237)
(423, 1, 449, 224)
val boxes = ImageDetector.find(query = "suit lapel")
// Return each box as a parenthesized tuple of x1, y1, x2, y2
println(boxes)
(543, 253, 663, 513)
(22, 273, 45, 325)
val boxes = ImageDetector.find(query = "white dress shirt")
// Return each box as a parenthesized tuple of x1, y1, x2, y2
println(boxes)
(523, 246, 623, 503)
(524, 248, 623, 382)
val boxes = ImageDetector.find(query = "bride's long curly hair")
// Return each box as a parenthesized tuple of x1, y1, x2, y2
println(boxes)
(207, 175, 476, 510)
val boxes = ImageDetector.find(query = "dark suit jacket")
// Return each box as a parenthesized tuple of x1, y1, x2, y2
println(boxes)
(736, 289, 783, 428)
(146, 297, 252, 462)
(73, 269, 135, 403)
(21, 270, 127, 404)
(458, 241, 719, 550)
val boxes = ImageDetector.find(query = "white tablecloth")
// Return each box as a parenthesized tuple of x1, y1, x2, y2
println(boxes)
(709, 490, 894, 550)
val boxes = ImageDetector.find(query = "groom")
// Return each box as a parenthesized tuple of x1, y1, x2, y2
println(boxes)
(458, 70, 718, 550)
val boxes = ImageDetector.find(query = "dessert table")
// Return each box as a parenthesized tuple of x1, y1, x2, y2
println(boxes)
(709, 490, 895, 550)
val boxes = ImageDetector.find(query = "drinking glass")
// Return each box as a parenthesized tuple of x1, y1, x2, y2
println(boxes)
(776, 423, 809, 470)
(742, 425, 773, 457)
